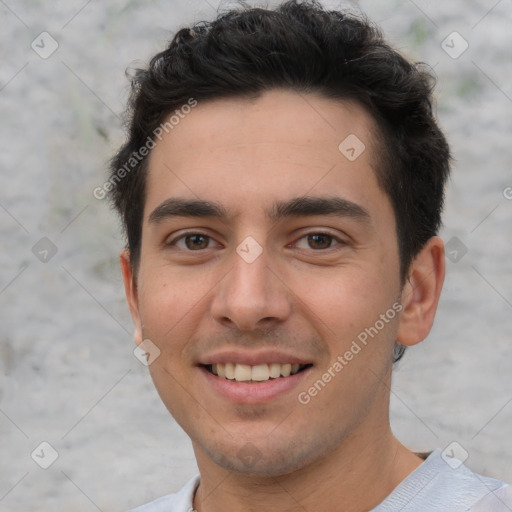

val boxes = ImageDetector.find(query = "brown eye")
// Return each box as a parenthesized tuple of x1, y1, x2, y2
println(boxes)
(294, 232, 343, 251)
(307, 233, 334, 249)
(184, 234, 210, 250)
(167, 231, 221, 252)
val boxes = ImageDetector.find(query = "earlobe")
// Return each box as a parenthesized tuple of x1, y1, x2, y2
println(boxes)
(396, 236, 445, 347)
(120, 249, 144, 346)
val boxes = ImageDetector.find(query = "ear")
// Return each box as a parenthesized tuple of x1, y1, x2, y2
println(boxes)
(120, 249, 143, 346)
(397, 236, 445, 346)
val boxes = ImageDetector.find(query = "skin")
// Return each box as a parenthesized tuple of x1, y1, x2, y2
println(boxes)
(121, 89, 445, 511)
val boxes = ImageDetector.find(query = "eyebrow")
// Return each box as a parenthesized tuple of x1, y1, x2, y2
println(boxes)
(148, 198, 229, 224)
(148, 196, 371, 224)
(269, 196, 370, 223)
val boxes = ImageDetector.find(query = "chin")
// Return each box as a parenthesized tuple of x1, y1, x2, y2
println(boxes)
(198, 434, 332, 478)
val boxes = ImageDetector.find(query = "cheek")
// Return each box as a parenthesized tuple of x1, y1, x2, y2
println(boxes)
(300, 267, 379, 320)
(292, 265, 399, 354)
(137, 266, 218, 358)
(138, 272, 191, 337)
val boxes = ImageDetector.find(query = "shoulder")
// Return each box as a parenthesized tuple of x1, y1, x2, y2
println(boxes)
(373, 449, 511, 512)
(469, 484, 512, 511)
(127, 475, 199, 512)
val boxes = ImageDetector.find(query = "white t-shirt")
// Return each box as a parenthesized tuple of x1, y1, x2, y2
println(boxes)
(128, 449, 511, 511)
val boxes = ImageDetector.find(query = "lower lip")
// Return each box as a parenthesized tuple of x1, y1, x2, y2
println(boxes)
(199, 366, 312, 404)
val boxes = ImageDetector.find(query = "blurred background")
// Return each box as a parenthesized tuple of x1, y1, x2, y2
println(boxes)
(1, 0, 511, 510)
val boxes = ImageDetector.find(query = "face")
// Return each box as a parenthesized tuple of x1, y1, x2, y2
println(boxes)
(123, 89, 406, 476)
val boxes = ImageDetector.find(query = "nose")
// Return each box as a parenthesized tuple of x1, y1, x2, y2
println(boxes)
(210, 247, 292, 332)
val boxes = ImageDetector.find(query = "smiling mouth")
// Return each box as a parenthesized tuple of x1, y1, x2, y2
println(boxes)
(203, 363, 312, 383)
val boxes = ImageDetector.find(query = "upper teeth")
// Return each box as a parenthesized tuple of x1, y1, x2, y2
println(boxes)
(211, 363, 304, 382)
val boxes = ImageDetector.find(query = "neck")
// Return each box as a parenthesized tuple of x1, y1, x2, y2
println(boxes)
(192, 424, 422, 512)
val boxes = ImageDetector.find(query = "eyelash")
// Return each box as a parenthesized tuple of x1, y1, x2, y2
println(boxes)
(166, 231, 345, 251)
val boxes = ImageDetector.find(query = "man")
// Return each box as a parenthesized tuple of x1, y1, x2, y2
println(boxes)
(108, 1, 511, 510)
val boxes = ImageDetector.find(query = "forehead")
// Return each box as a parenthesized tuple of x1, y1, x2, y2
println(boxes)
(144, 89, 390, 223)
